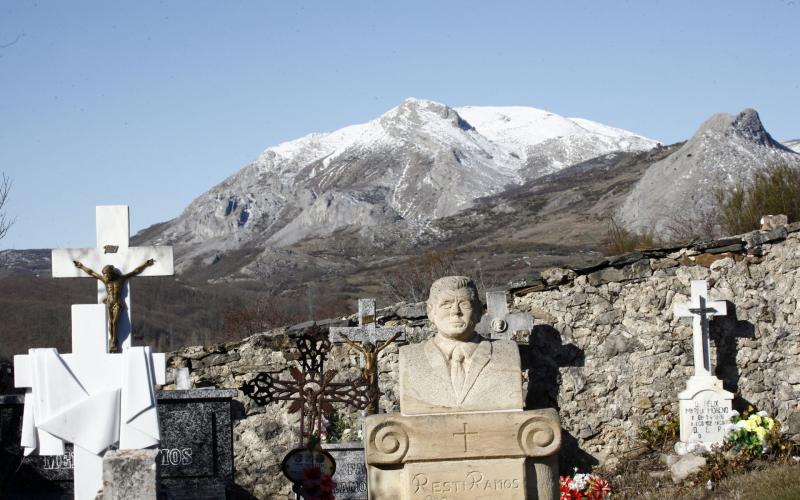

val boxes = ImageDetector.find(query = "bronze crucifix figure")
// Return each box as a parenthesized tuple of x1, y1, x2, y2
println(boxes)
(73, 258, 155, 353)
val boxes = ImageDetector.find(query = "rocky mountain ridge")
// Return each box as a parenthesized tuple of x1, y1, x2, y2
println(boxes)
(137, 98, 658, 275)
(619, 109, 800, 234)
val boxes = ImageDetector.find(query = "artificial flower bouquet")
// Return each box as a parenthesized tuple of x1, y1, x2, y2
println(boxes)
(724, 408, 778, 456)
(560, 471, 612, 499)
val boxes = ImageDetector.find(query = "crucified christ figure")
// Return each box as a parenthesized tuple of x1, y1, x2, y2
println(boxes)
(341, 331, 402, 386)
(73, 259, 155, 353)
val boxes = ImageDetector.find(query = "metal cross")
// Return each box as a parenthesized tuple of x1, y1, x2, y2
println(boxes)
(674, 280, 727, 377)
(475, 291, 533, 340)
(242, 326, 377, 447)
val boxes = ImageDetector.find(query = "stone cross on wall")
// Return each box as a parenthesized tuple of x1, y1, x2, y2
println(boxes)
(674, 280, 727, 377)
(329, 299, 406, 346)
(475, 290, 533, 341)
(14, 304, 166, 499)
(51, 205, 174, 351)
(329, 299, 406, 414)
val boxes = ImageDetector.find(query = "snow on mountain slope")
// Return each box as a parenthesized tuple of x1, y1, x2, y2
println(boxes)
(142, 98, 658, 272)
(456, 105, 659, 178)
(783, 139, 800, 153)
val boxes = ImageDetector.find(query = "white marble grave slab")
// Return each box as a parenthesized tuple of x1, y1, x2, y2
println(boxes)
(676, 375, 733, 454)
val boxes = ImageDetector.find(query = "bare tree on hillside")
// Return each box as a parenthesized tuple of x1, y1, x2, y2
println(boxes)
(0, 173, 13, 240)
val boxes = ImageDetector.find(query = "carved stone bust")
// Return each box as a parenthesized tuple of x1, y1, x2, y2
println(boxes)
(399, 276, 523, 415)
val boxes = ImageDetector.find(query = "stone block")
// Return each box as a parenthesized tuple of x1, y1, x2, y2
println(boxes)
(670, 453, 706, 483)
(365, 409, 561, 465)
(540, 267, 576, 286)
(760, 214, 788, 230)
(705, 243, 744, 255)
(366, 409, 560, 500)
(101, 449, 158, 500)
(587, 267, 626, 286)
(395, 302, 427, 319)
(744, 227, 788, 248)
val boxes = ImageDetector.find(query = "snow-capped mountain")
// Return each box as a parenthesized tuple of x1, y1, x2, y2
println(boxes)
(456, 106, 657, 179)
(619, 109, 800, 233)
(140, 98, 658, 273)
(784, 139, 800, 153)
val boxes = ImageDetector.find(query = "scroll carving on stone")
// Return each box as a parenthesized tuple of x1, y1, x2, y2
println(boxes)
(367, 420, 409, 464)
(517, 410, 561, 457)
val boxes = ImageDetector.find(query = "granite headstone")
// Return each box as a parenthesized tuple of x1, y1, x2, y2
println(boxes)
(0, 389, 236, 499)
(323, 442, 367, 500)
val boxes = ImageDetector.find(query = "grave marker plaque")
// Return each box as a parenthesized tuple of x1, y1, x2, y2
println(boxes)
(324, 442, 367, 499)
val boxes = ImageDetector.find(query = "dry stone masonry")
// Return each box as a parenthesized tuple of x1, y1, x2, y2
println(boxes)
(164, 223, 800, 498)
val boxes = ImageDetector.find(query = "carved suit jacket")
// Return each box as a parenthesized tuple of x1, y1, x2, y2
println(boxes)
(399, 337, 523, 415)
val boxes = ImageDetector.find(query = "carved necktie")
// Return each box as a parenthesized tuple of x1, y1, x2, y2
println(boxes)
(451, 347, 466, 395)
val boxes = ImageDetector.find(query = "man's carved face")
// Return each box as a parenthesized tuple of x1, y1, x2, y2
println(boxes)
(429, 288, 476, 341)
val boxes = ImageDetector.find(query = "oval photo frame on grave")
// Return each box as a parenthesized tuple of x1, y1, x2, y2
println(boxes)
(281, 447, 337, 483)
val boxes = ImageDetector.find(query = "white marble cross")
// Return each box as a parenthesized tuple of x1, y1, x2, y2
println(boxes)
(14, 304, 166, 500)
(475, 291, 533, 340)
(674, 280, 727, 377)
(329, 299, 406, 346)
(51, 205, 173, 350)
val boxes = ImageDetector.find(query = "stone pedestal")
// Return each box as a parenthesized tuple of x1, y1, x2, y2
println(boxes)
(101, 449, 158, 500)
(675, 375, 733, 454)
(365, 409, 560, 499)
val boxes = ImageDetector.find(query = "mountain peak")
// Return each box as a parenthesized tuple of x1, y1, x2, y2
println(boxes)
(143, 99, 657, 277)
(382, 97, 472, 131)
(696, 108, 781, 148)
(619, 108, 800, 233)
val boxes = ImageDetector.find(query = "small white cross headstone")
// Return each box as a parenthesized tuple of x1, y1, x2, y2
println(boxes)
(475, 290, 533, 341)
(673, 280, 733, 454)
(51, 205, 173, 351)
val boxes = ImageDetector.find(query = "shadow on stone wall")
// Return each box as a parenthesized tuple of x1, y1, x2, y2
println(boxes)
(521, 324, 583, 411)
(557, 431, 599, 475)
(712, 301, 755, 410)
(519, 324, 595, 473)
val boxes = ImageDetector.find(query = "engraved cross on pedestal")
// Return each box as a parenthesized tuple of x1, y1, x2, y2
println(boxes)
(452, 423, 478, 453)
(475, 291, 533, 341)
(674, 280, 727, 377)
(51, 206, 174, 351)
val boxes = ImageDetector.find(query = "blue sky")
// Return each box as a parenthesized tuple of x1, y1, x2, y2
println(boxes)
(0, 0, 797, 250)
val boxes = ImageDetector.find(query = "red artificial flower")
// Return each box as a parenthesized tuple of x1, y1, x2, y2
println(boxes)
(303, 466, 322, 480)
(596, 477, 611, 497)
(320, 474, 336, 493)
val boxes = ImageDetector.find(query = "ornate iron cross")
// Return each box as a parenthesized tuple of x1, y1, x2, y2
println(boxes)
(242, 325, 377, 446)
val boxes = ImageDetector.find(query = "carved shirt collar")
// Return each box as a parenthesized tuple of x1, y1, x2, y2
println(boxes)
(434, 333, 481, 361)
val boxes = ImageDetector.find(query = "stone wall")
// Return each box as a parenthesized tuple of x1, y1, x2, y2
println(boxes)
(167, 224, 800, 498)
